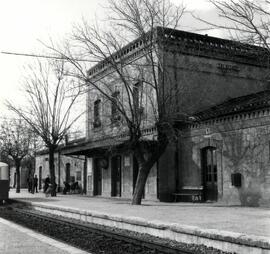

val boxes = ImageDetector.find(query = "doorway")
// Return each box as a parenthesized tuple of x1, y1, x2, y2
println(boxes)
(38, 166, 42, 190)
(65, 163, 71, 183)
(13, 172, 16, 188)
(83, 159, 87, 194)
(93, 158, 102, 195)
(111, 155, 121, 197)
(202, 147, 218, 201)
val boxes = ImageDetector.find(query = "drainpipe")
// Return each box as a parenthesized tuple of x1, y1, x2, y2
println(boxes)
(58, 150, 61, 192)
(175, 141, 179, 192)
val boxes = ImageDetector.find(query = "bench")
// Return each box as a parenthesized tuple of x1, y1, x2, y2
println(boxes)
(172, 193, 202, 202)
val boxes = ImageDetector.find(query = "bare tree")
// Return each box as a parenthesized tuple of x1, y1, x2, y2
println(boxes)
(45, 0, 186, 204)
(7, 60, 84, 196)
(204, 0, 270, 49)
(0, 119, 34, 193)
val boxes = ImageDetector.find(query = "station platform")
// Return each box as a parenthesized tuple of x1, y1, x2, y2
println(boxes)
(8, 189, 270, 254)
(0, 216, 88, 254)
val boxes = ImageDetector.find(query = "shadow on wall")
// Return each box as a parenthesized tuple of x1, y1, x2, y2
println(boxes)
(178, 137, 203, 193)
(239, 188, 262, 207)
(217, 120, 266, 207)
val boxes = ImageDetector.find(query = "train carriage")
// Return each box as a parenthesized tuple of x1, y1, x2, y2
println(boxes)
(0, 162, 9, 203)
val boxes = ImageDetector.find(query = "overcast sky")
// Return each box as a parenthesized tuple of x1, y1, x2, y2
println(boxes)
(0, 0, 221, 131)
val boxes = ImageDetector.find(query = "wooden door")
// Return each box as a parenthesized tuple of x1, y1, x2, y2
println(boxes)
(65, 163, 71, 183)
(94, 159, 102, 195)
(202, 147, 218, 201)
(111, 156, 121, 197)
(83, 159, 87, 194)
(39, 166, 42, 190)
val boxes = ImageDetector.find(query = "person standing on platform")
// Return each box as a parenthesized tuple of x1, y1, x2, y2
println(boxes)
(44, 175, 50, 193)
(27, 176, 32, 193)
(33, 175, 38, 193)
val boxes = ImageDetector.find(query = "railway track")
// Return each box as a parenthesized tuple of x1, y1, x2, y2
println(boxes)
(0, 205, 232, 254)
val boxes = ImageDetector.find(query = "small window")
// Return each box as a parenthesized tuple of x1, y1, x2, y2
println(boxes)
(93, 99, 101, 128)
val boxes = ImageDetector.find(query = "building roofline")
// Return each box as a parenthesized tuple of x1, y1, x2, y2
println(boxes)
(193, 90, 270, 122)
(87, 26, 269, 78)
(35, 137, 86, 156)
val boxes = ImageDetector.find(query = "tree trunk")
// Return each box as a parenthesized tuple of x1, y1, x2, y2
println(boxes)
(132, 141, 168, 205)
(15, 161, 21, 193)
(132, 162, 151, 205)
(48, 145, 57, 196)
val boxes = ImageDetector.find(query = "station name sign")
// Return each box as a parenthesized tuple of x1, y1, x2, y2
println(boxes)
(217, 63, 240, 72)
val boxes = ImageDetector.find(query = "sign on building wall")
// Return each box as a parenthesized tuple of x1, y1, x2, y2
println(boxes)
(124, 155, 130, 167)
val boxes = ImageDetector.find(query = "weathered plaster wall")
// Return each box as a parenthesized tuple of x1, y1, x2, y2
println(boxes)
(164, 51, 269, 115)
(122, 154, 133, 198)
(181, 110, 270, 206)
(158, 143, 177, 201)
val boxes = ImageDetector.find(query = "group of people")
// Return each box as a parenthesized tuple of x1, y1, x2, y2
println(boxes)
(27, 174, 80, 196)
(62, 181, 81, 194)
(43, 175, 51, 193)
(27, 174, 57, 197)
(43, 175, 57, 197)
(27, 175, 39, 194)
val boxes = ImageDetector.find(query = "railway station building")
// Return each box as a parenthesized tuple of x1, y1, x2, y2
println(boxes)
(36, 27, 270, 206)
(35, 140, 86, 192)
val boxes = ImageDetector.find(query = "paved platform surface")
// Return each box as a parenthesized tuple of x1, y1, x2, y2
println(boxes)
(0, 217, 89, 254)
(9, 189, 270, 239)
